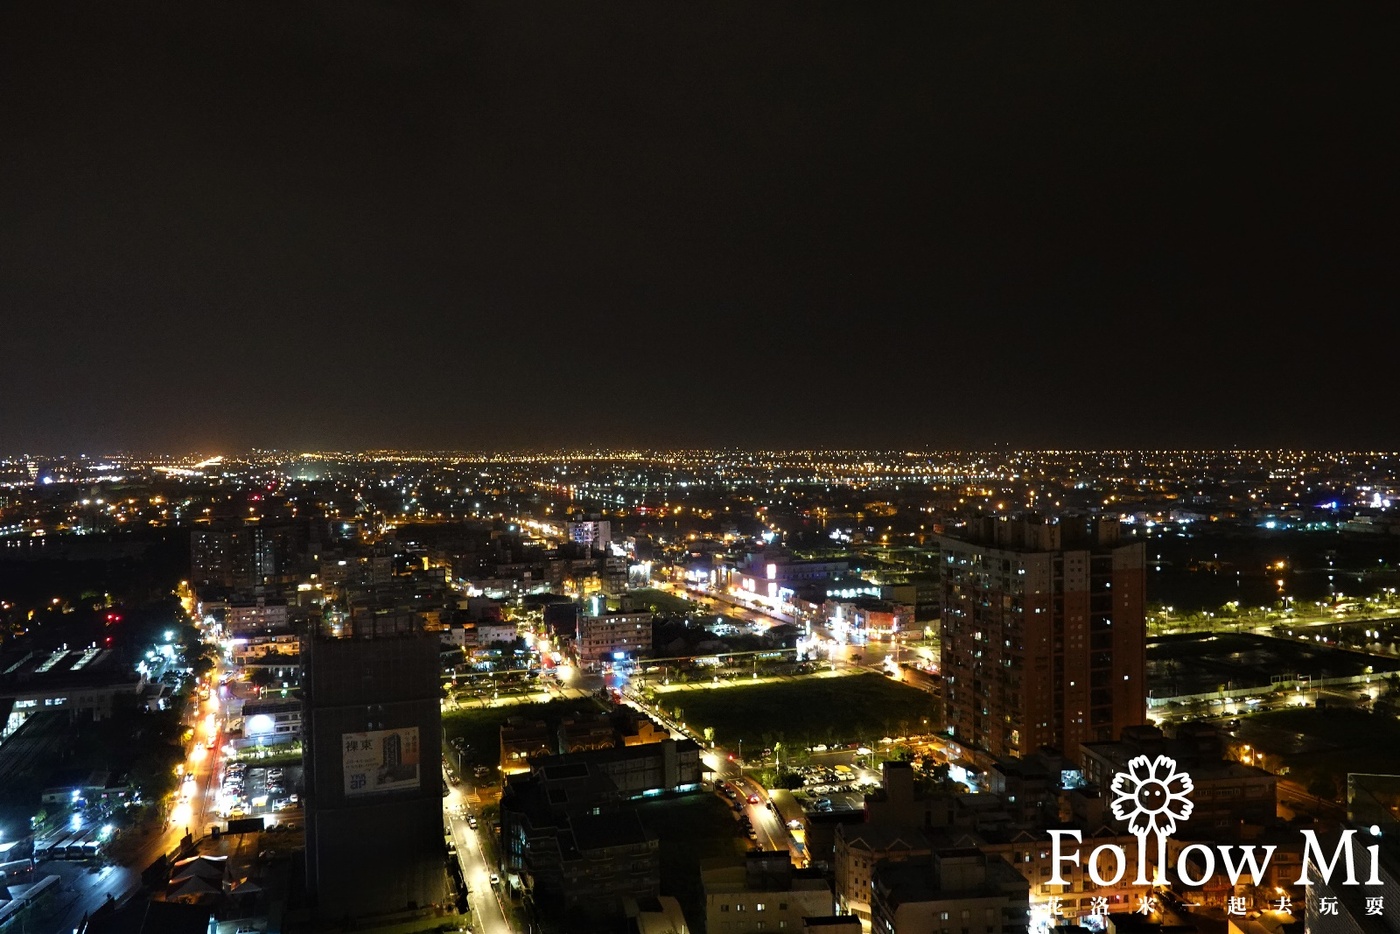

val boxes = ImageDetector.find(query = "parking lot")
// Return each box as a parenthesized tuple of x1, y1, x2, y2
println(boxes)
(788, 763, 878, 813)
(217, 761, 303, 824)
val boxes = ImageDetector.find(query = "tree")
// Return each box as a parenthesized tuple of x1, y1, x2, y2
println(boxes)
(912, 759, 950, 795)
(0, 772, 43, 838)
(128, 743, 184, 804)
(488, 636, 528, 656)
(774, 771, 805, 790)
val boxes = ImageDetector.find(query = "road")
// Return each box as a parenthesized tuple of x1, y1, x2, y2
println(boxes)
(47, 666, 228, 933)
(727, 774, 794, 854)
(1277, 778, 1345, 819)
(615, 689, 809, 867)
(444, 781, 513, 934)
(655, 576, 911, 678)
(653, 579, 794, 629)
(1150, 606, 1400, 639)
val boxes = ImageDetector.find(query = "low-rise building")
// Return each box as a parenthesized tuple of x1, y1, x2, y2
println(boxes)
(40, 769, 136, 808)
(703, 851, 834, 934)
(1080, 724, 1277, 837)
(536, 739, 703, 799)
(501, 761, 660, 925)
(500, 708, 678, 776)
(869, 848, 1029, 934)
(624, 895, 691, 934)
(229, 631, 299, 666)
(0, 646, 145, 734)
(225, 597, 289, 638)
(822, 597, 914, 644)
(475, 622, 519, 646)
(835, 824, 933, 923)
(501, 717, 558, 776)
(237, 698, 303, 746)
(577, 609, 653, 668)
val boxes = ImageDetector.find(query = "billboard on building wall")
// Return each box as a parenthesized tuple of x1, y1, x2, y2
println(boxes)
(342, 727, 420, 796)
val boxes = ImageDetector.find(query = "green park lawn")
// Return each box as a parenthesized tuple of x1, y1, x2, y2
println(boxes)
(653, 672, 939, 752)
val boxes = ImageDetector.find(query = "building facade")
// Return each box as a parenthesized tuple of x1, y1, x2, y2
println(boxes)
(577, 610, 653, 668)
(937, 516, 1146, 758)
(869, 849, 1030, 934)
(238, 698, 302, 747)
(500, 760, 661, 924)
(703, 852, 834, 934)
(225, 597, 289, 638)
(567, 519, 613, 553)
(834, 824, 933, 923)
(301, 628, 444, 918)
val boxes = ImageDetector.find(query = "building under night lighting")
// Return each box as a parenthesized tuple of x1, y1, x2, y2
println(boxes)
(938, 516, 1147, 759)
(301, 623, 445, 918)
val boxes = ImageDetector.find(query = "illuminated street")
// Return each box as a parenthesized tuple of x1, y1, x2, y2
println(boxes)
(444, 782, 513, 934)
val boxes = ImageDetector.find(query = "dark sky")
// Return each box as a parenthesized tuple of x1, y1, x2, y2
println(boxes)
(2, 3, 1397, 454)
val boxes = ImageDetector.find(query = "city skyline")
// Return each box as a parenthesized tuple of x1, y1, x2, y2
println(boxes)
(3, 3, 1398, 454)
(5, 436, 1400, 930)
(5, 5, 1400, 927)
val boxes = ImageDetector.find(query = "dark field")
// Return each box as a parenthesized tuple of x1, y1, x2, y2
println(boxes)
(1147, 631, 1400, 697)
(655, 672, 939, 750)
(1243, 707, 1400, 799)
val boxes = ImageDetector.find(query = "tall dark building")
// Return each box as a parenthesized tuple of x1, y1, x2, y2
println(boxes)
(191, 512, 316, 593)
(190, 526, 237, 590)
(937, 516, 1146, 759)
(301, 623, 445, 917)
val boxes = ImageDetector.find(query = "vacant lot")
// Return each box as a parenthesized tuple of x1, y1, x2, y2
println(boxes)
(654, 672, 938, 750)
(1246, 706, 1400, 798)
(631, 587, 705, 615)
(1147, 631, 1400, 696)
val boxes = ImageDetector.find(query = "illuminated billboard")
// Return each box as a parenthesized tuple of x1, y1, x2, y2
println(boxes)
(342, 727, 420, 797)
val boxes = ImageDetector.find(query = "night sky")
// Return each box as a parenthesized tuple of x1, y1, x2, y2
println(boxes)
(2, 3, 1396, 454)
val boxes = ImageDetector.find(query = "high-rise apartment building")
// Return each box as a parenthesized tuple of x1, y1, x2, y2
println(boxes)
(191, 520, 310, 592)
(567, 518, 612, 553)
(936, 516, 1146, 758)
(301, 623, 445, 918)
